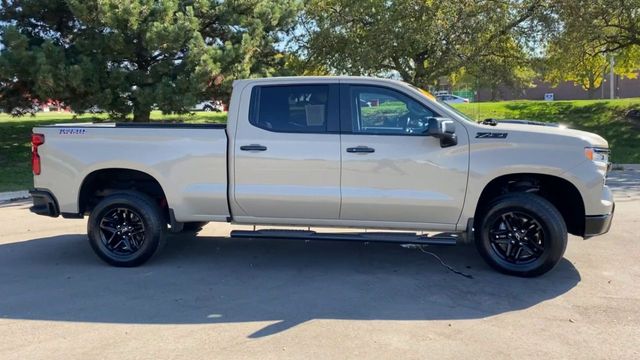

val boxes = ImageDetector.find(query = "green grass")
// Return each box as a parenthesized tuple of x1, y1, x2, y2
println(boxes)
(1, 98, 639, 191)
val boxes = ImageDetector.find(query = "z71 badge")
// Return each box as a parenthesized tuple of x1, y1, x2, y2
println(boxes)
(476, 132, 508, 139)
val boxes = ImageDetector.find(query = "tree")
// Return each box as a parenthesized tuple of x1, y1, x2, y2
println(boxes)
(463, 38, 536, 100)
(0, 0, 300, 121)
(543, 31, 639, 98)
(301, 0, 550, 88)
(194, 0, 301, 102)
(554, 0, 640, 54)
(544, 42, 609, 99)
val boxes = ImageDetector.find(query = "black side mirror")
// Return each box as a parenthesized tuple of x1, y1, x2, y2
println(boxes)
(426, 117, 458, 148)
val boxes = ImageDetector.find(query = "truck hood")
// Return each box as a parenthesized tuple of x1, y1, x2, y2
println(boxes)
(487, 121, 609, 148)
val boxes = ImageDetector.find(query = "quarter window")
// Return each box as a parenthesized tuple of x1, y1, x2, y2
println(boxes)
(350, 86, 436, 135)
(250, 85, 329, 133)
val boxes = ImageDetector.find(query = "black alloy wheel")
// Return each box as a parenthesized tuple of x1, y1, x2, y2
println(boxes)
(99, 207, 146, 256)
(476, 193, 567, 277)
(88, 192, 165, 267)
(488, 211, 544, 264)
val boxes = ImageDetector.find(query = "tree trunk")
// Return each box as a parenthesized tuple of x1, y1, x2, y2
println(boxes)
(586, 76, 597, 99)
(132, 107, 151, 122)
(490, 86, 498, 101)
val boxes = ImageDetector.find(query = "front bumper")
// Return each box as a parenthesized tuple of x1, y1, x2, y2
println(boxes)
(29, 189, 59, 217)
(584, 203, 615, 238)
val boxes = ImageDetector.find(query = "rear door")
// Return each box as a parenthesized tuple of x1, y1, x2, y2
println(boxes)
(233, 82, 342, 221)
(339, 83, 469, 226)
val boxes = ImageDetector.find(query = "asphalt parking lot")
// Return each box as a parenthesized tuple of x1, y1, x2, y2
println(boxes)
(1, 170, 639, 359)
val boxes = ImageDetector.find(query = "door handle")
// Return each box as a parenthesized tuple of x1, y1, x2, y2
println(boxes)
(240, 144, 267, 151)
(346, 146, 375, 153)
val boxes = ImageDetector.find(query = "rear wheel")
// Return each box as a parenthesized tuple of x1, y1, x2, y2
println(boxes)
(88, 192, 165, 267)
(475, 193, 567, 277)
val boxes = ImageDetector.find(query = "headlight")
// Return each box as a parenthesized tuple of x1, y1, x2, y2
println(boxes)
(585, 147, 610, 176)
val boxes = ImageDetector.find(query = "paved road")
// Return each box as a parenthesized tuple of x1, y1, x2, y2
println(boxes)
(1, 171, 639, 359)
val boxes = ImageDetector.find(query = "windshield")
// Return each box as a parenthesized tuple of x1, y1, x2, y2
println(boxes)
(411, 86, 477, 124)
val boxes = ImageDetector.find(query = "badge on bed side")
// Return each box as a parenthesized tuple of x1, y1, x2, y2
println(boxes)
(58, 128, 87, 135)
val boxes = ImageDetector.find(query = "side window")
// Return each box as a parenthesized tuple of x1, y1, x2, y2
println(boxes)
(250, 85, 329, 133)
(350, 86, 436, 135)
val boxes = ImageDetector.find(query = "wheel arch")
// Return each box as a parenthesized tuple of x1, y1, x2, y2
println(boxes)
(78, 168, 170, 221)
(474, 173, 586, 237)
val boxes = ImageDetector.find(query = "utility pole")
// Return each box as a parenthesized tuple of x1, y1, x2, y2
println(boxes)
(609, 54, 615, 99)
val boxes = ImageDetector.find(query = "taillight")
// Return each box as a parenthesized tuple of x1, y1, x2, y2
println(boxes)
(32, 133, 44, 175)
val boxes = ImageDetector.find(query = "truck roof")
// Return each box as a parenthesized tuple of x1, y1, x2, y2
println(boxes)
(232, 76, 407, 87)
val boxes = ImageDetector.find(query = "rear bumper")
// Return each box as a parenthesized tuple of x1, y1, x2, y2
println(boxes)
(584, 203, 615, 238)
(29, 189, 59, 217)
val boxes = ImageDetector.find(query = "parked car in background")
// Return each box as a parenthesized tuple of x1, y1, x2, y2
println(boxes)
(86, 106, 105, 114)
(436, 94, 470, 104)
(10, 105, 40, 116)
(192, 100, 224, 112)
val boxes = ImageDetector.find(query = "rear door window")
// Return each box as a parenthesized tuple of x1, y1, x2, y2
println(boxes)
(250, 85, 330, 133)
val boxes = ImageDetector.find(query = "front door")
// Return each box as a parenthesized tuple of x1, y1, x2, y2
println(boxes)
(339, 84, 469, 226)
(233, 82, 342, 221)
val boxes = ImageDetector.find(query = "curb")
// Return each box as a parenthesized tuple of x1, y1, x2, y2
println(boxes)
(0, 190, 30, 202)
(614, 164, 640, 171)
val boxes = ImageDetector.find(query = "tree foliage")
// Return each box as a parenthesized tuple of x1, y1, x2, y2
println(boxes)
(0, 0, 637, 114)
(462, 38, 536, 100)
(0, 0, 300, 121)
(543, 0, 640, 98)
(301, 0, 549, 88)
(544, 42, 639, 98)
(554, 0, 640, 54)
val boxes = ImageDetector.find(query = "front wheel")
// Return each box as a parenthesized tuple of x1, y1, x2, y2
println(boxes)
(475, 193, 567, 277)
(87, 192, 165, 267)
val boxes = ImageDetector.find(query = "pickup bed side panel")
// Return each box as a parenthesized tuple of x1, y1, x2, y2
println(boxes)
(33, 126, 229, 222)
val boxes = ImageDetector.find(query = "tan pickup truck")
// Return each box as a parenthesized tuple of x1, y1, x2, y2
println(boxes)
(29, 76, 614, 276)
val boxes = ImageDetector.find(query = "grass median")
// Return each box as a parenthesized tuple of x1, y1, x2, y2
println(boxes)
(1, 98, 639, 192)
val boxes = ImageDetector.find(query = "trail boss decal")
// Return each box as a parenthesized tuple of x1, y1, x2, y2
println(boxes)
(476, 132, 508, 139)
(59, 128, 86, 135)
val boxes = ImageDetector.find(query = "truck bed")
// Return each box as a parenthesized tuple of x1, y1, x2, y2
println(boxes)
(33, 122, 230, 222)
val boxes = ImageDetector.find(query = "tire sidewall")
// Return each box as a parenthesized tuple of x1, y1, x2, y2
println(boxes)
(88, 193, 164, 267)
(476, 194, 567, 277)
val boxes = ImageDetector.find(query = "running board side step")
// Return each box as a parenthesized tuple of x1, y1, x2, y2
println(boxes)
(230, 229, 460, 246)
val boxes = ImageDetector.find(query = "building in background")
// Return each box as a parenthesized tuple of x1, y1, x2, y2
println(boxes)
(476, 71, 640, 102)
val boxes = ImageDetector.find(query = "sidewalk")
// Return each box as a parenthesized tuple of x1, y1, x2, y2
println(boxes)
(0, 190, 29, 202)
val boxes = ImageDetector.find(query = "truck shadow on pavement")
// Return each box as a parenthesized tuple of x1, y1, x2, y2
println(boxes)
(0, 233, 581, 338)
